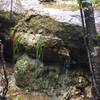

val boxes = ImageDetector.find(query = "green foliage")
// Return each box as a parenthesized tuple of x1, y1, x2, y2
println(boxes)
(95, 0, 100, 4)
(97, 32, 100, 39)
(15, 96, 22, 100)
(14, 55, 34, 88)
(14, 54, 44, 90)
(13, 34, 24, 58)
(36, 36, 44, 60)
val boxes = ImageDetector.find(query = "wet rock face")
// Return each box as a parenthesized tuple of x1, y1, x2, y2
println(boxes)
(12, 14, 88, 65)
(14, 55, 91, 99)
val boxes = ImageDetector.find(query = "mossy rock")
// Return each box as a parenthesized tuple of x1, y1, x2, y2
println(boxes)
(14, 55, 36, 88)
(12, 14, 87, 64)
(14, 55, 46, 88)
(12, 14, 63, 35)
(14, 54, 70, 96)
(13, 31, 70, 64)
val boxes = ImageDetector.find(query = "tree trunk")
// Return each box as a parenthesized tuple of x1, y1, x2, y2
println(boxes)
(81, 0, 100, 99)
(10, 0, 13, 19)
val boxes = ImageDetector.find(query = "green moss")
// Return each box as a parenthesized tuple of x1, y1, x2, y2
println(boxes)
(12, 14, 83, 49)
(12, 14, 87, 64)
(14, 55, 39, 88)
(97, 32, 100, 38)
(12, 14, 64, 35)
(14, 54, 67, 95)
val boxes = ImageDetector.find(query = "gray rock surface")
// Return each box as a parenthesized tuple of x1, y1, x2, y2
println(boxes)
(14, 54, 69, 96)
(14, 54, 91, 99)
(0, 0, 100, 32)
(13, 31, 69, 64)
(12, 14, 87, 64)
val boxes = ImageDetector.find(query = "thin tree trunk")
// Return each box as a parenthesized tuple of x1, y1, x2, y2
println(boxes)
(82, 1, 97, 39)
(10, 0, 13, 19)
(81, 0, 100, 99)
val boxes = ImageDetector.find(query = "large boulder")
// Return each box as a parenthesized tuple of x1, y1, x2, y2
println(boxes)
(14, 55, 90, 98)
(14, 54, 70, 96)
(11, 14, 88, 64)
(12, 31, 69, 65)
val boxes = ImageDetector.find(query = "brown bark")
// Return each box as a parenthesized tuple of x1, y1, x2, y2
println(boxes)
(81, 1, 100, 99)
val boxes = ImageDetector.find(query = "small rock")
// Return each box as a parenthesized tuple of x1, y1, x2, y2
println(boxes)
(85, 86, 92, 98)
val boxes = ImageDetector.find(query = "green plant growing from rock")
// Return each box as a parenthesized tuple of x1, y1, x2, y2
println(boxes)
(97, 32, 100, 38)
(13, 34, 25, 60)
(36, 36, 44, 61)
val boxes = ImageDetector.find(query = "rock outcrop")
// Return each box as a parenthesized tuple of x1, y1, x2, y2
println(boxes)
(14, 55, 91, 98)
(14, 54, 69, 96)
(11, 14, 87, 65)
(13, 14, 90, 98)
(13, 31, 69, 64)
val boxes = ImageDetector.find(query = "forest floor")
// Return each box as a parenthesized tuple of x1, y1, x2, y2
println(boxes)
(0, 63, 92, 100)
